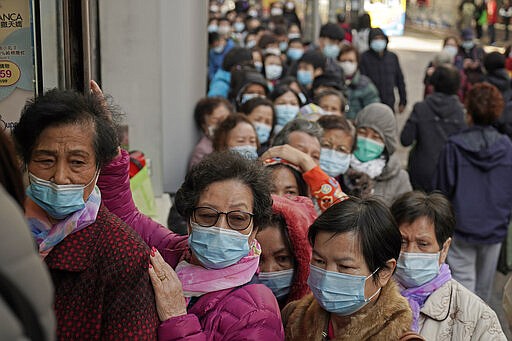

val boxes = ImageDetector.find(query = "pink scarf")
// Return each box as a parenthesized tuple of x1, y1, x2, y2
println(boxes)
(25, 187, 101, 259)
(176, 240, 261, 297)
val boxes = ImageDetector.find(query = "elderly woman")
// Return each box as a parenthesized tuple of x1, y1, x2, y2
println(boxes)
(12, 89, 159, 339)
(391, 191, 506, 339)
(262, 119, 347, 212)
(282, 197, 415, 339)
(148, 151, 284, 340)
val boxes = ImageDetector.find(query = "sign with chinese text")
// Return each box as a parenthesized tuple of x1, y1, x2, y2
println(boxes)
(0, 0, 35, 132)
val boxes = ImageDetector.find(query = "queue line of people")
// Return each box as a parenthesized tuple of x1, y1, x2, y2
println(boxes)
(0, 1, 511, 340)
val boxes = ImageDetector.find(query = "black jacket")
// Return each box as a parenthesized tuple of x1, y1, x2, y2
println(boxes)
(401, 92, 466, 191)
(359, 28, 407, 110)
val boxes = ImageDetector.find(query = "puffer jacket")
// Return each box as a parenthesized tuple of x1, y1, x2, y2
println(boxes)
(99, 150, 285, 340)
(418, 279, 506, 340)
(158, 283, 284, 340)
(0, 186, 55, 341)
(401, 92, 466, 191)
(207, 69, 231, 98)
(344, 71, 380, 119)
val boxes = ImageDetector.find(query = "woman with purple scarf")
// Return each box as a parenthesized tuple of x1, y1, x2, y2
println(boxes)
(391, 191, 506, 340)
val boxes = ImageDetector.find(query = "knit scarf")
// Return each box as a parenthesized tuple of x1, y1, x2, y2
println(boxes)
(400, 263, 452, 332)
(25, 187, 101, 259)
(176, 240, 261, 298)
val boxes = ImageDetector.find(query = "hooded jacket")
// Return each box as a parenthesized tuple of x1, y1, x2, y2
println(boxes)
(433, 125, 512, 244)
(355, 103, 412, 205)
(270, 195, 317, 306)
(401, 92, 466, 191)
(344, 71, 381, 120)
(359, 28, 407, 110)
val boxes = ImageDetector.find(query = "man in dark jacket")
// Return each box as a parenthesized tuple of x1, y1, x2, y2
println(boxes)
(359, 28, 407, 113)
(401, 65, 466, 191)
(433, 83, 512, 302)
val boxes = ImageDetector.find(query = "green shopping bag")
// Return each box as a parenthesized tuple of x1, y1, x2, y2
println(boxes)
(478, 10, 488, 26)
(129, 166, 157, 218)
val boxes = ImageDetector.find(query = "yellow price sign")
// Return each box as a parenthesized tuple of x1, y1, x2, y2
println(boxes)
(0, 60, 20, 87)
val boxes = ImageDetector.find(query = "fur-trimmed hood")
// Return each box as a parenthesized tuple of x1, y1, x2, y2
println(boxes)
(271, 194, 317, 304)
(282, 279, 412, 340)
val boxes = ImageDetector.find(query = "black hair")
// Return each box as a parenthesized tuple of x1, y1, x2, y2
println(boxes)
(212, 113, 260, 151)
(209, 32, 221, 46)
(222, 47, 253, 71)
(391, 191, 456, 248)
(193, 97, 234, 131)
(430, 65, 461, 95)
(273, 25, 288, 37)
(319, 23, 345, 41)
(299, 50, 326, 70)
(312, 73, 344, 92)
(308, 197, 402, 282)
(269, 84, 301, 104)
(13, 89, 118, 168)
(258, 34, 279, 49)
(484, 51, 506, 73)
(357, 13, 371, 30)
(240, 97, 276, 135)
(175, 150, 273, 228)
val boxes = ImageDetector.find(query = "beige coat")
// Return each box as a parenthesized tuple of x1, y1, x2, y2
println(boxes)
(418, 279, 506, 340)
(504, 276, 512, 329)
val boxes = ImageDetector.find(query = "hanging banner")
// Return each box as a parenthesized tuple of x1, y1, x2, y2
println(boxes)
(0, 0, 35, 132)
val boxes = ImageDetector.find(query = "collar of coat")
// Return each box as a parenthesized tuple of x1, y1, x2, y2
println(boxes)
(44, 205, 107, 272)
(420, 280, 453, 321)
(283, 279, 412, 340)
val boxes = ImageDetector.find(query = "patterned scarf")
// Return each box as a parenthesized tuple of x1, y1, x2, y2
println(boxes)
(400, 263, 452, 332)
(25, 187, 101, 259)
(176, 240, 261, 298)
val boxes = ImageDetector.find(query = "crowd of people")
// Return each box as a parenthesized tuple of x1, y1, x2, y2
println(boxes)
(1, 0, 512, 340)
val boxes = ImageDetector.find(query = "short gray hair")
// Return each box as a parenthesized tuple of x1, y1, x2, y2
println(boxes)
(272, 118, 323, 146)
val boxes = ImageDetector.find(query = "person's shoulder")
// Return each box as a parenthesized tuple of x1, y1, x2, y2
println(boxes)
(95, 205, 149, 263)
(225, 283, 280, 312)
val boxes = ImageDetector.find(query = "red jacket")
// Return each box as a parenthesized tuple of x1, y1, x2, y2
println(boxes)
(488, 0, 498, 24)
(45, 205, 159, 340)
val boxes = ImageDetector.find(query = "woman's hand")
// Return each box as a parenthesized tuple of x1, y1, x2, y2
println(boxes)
(148, 247, 187, 321)
(89, 80, 113, 123)
(260, 144, 317, 173)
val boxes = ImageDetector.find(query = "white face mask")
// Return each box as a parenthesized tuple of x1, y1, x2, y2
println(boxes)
(339, 61, 358, 77)
(265, 64, 283, 80)
(271, 7, 283, 16)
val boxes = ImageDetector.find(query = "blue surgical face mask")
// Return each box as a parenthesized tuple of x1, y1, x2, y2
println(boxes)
(320, 148, 351, 177)
(279, 41, 289, 52)
(230, 145, 259, 160)
(26, 172, 97, 220)
(308, 264, 381, 316)
(208, 24, 218, 33)
(234, 22, 245, 33)
(188, 222, 251, 269)
(394, 252, 441, 288)
(253, 61, 263, 72)
(370, 39, 387, 53)
(354, 136, 385, 162)
(265, 64, 283, 80)
(275, 104, 299, 126)
(297, 70, 313, 86)
(287, 48, 304, 61)
(323, 44, 341, 59)
(253, 122, 272, 144)
(258, 269, 294, 299)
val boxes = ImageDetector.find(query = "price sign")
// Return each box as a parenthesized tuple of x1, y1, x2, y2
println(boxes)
(0, 60, 20, 87)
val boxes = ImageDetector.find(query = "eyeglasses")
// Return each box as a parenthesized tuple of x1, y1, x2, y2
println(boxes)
(192, 206, 254, 231)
